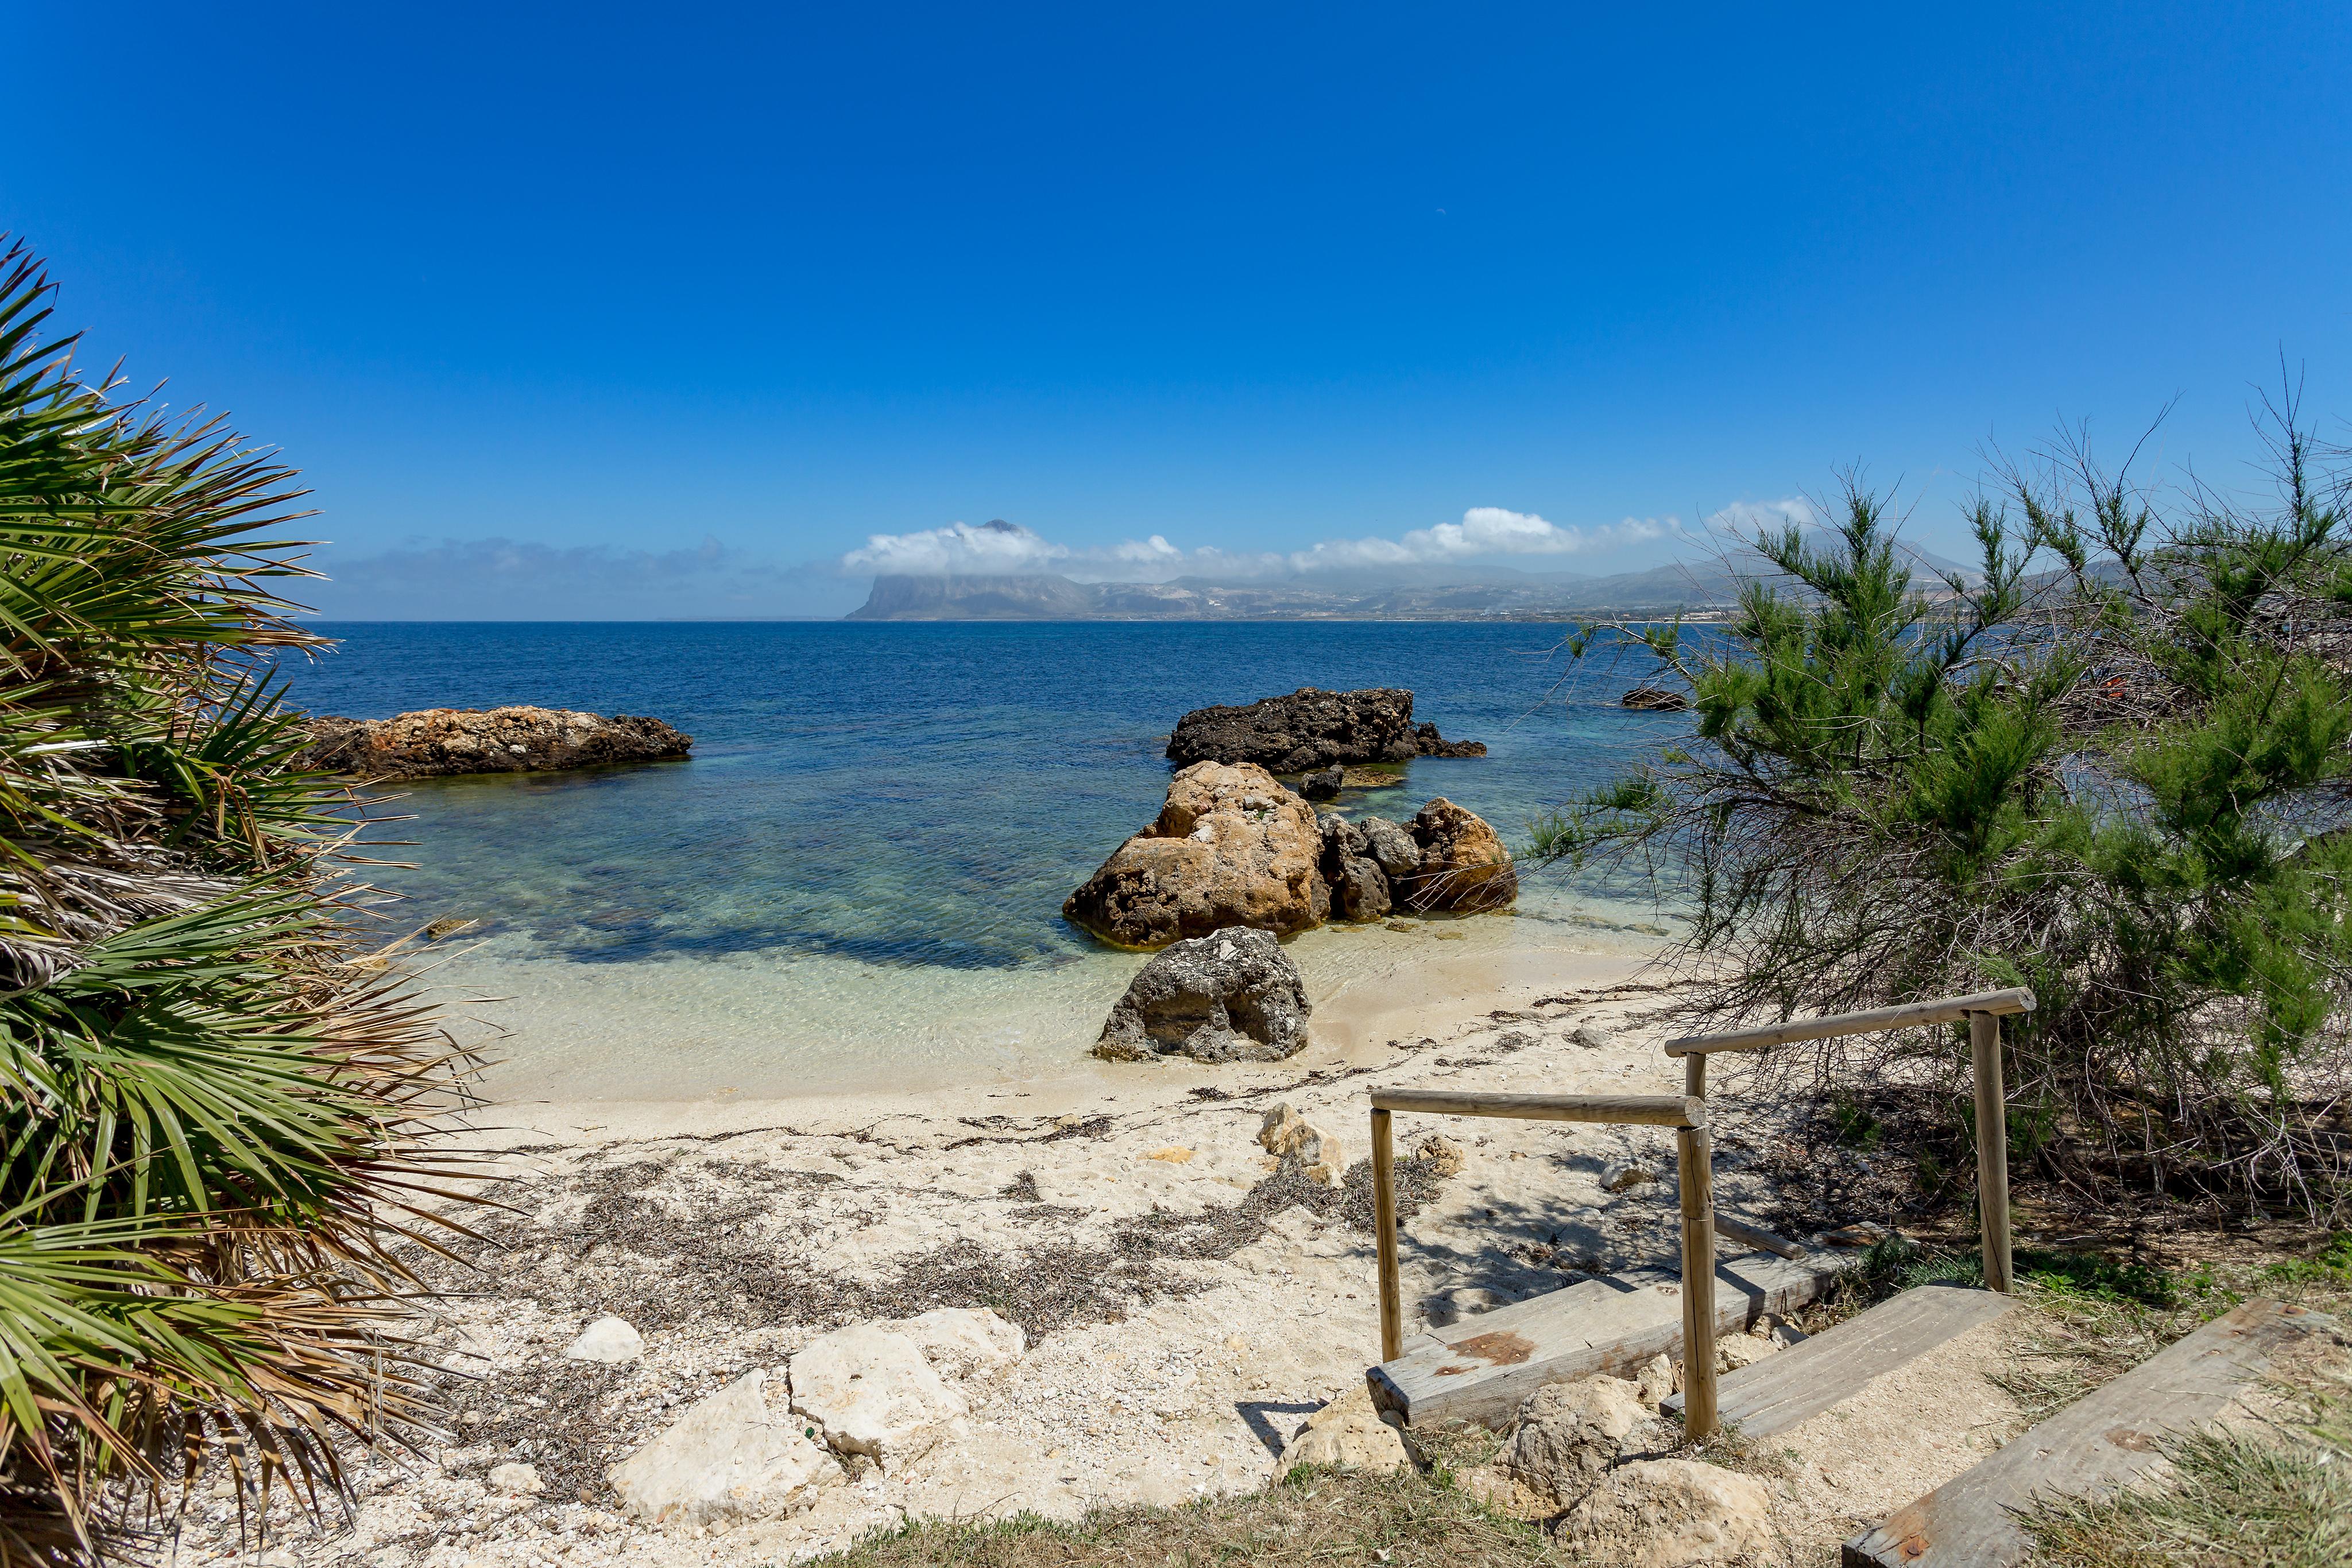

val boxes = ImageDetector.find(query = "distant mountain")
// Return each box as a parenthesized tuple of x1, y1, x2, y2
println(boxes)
(847, 574, 1098, 620)
(845, 540, 1980, 621)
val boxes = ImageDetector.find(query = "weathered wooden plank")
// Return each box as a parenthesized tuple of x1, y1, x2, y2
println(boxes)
(1366, 1248, 1843, 1430)
(1843, 1299, 2346, 1568)
(1713, 1211, 1804, 1260)
(1368, 1089, 1704, 1128)
(1664, 988, 2036, 1057)
(1661, 1284, 2015, 1437)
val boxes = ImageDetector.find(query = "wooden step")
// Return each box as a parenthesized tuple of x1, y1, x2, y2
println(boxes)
(1844, 1298, 2347, 1567)
(1366, 1247, 1843, 1430)
(1662, 1283, 2017, 1438)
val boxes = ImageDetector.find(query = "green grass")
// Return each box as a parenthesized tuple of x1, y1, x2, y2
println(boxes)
(2022, 1395, 2352, 1567)
(797, 1464, 1551, 1568)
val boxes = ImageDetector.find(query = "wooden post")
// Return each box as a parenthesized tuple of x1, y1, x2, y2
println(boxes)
(1971, 1010, 2013, 1294)
(1371, 1106, 1402, 1361)
(1676, 1118, 1719, 1440)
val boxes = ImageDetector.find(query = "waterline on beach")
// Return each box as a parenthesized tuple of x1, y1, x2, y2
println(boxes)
(435, 879, 1678, 1104)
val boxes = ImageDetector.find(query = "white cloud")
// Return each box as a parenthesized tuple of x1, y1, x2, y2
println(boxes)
(1703, 498, 1821, 537)
(840, 518, 1068, 575)
(308, 536, 860, 621)
(838, 506, 1701, 582)
(1278, 508, 1681, 571)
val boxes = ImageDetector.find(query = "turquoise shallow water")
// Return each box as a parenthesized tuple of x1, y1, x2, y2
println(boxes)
(281, 622, 1690, 1098)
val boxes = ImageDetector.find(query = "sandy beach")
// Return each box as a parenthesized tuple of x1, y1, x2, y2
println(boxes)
(168, 933, 2034, 1568)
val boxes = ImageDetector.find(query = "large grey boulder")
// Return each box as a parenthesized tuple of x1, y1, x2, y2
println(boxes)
(607, 1370, 840, 1525)
(1093, 928, 1311, 1062)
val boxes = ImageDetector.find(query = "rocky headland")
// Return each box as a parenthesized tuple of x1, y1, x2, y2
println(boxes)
(1165, 688, 1485, 772)
(298, 707, 693, 779)
(1062, 761, 1517, 951)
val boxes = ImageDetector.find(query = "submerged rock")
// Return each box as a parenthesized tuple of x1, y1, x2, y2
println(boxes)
(1166, 687, 1485, 772)
(297, 706, 691, 779)
(1063, 762, 1329, 947)
(1094, 928, 1312, 1062)
(1301, 765, 1344, 800)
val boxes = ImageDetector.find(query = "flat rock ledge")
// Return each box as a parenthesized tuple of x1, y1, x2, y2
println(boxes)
(297, 706, 692, 779)
(606, 1307, 1025, 1527)
(1166, 687, 1485, 772)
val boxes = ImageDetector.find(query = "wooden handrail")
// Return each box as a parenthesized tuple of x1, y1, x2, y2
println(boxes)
(1369, 1089, 1705, 1129)
(1668, 984, 2026, 1297)
(1662, 987, 2035, 1058)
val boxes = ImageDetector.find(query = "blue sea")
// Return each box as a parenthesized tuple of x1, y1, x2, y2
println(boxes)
(280, 622, 1690, 1101)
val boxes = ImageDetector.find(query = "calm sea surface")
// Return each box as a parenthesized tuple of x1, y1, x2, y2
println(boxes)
(280, 622, 1690, 1099)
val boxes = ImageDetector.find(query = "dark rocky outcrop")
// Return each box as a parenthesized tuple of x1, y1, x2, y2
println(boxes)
(296, 707, 693, 779)
(1300, 766, 1344, 801)
(1166, 688, 1486, 772)
(1621, 686, 1689, 712)
(1093, 928, 1311, 1062)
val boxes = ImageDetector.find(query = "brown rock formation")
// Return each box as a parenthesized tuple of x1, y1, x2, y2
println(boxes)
(1062, 762, 1329, 947)
(296, 706, 692, 779)
(1398, 797, 1521, 911)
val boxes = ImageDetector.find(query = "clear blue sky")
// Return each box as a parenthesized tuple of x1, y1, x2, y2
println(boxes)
(10, 3, 2349, 617)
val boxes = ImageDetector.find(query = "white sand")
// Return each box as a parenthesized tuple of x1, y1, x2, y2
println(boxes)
(168, 934, 2030, 1567)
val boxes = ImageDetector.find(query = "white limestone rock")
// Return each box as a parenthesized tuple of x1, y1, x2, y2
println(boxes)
(1714, 1333, 1780, 1373)
(563, 1315, 645, 1364)
(1633, 1353, 1676, 1410)
(607, 1370, 840, 1526)
(1559, 1458, 1773, 1567)
(890, 1307, 1026, 1385)
(1600, 1160, 1658, 1194)
(1259, 1103, 1346, 1187)
(1276, 1384, 1410, 1475)
(1493, 1376, 1666, 1512)
(486, 1462, 544, 1496)
(788, 1322, 968, 1470)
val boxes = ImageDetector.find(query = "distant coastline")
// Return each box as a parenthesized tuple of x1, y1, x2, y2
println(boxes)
(845, 569, 1745, 622)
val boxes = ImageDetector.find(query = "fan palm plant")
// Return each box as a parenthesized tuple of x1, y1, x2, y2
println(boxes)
(0, 239, 480, 1564)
